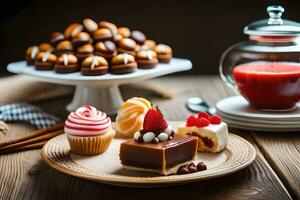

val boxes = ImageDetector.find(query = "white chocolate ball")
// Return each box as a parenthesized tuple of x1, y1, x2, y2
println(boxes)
(143, 132, 155, 143)
(164, 125, 173, 136)
(158, 132, 169, 142)
(134, 132, 141, 141)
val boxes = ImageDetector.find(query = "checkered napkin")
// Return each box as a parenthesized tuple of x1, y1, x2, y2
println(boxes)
(0, 103, 61, 129)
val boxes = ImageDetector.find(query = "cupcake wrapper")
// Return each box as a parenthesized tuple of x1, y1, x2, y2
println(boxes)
(67, 129, 116, 155)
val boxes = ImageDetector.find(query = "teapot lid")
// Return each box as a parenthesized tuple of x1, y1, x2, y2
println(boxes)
(244, 5, 300, 36)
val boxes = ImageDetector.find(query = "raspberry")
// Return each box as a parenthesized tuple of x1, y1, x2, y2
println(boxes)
(209, 115, 222, 124)
(196, 117, 210, 127)
(186, 115, 198, 127)
(197, 111, 210, 119)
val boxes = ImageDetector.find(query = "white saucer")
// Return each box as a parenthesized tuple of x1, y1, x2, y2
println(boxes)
(216, 96, 300, 132)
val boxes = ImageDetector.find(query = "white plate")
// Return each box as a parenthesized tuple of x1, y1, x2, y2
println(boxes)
(216, 96, 300, 122)
(7, 58, 192, 86)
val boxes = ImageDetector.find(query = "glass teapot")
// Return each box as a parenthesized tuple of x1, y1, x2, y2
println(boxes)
(219, 5, 300, 111)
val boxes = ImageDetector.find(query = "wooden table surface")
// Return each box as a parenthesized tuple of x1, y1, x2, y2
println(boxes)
(0, 75, 299, 200)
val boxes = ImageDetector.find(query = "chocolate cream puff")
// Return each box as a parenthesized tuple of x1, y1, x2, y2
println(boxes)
(111, 53, 137, 74)
(72, 32, 91, 46)
(64, 23, 83, 39)
(95, 40, 117, 60)
(130, 30, 146, 45)
(76, 44, 94, 61)
(83, 18, 98, 34)
(93, 28, 113, 42)
(26, 46, 39, 65)
(34, 52, 57, 70)
(50, 32, 65, 46)
(55, 54, 79, 73)
(81, 55, 109, 76)
(39, 43, 54, 52)
(136, 50, 158, 69)
(154, 44, 173, 63)
(55, 40, 74, 56)
(117, 38, 137, 56)
(118, 27, 131, 38)
(98, 21, 118, 36)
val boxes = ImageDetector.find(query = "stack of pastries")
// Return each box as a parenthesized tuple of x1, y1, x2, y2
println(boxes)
(25, 19, 173, 76)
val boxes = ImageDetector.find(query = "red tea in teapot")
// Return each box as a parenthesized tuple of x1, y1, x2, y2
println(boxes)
(233, 61, 300, 110)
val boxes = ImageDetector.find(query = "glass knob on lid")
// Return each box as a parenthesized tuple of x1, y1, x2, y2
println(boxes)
(244, 5, 300, 36)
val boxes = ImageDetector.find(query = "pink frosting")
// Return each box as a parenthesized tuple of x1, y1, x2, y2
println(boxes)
(64, 105, 111, 137)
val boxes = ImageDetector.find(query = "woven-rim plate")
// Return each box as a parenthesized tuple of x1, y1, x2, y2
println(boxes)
(41, 122, 256, 188)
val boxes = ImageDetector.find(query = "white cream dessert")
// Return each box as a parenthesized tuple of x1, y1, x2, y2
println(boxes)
(177, 112, 228, 153)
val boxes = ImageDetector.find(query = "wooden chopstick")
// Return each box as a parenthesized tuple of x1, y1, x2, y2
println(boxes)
(0, 123, 64, 148)
(0, 141, 48, 154)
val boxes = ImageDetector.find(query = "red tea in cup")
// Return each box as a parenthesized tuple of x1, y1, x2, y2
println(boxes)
(233, 61, 300, 110)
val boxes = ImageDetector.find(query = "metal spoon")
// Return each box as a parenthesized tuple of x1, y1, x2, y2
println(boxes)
(186, 97, 216, 115)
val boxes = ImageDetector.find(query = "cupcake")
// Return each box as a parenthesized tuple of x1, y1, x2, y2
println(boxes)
(64, 105, 116, 155)
(116, 97, 151, 138)
(136, 50, 158, 69)
(111, 53, 137, 74)
(154, 44, 173, 63)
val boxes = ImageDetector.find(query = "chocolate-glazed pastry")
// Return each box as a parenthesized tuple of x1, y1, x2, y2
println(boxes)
(50, 32, 65, 46)
(154, 44, 173, 63)
(130, 30, 146, 45)
(64, 23, 83, 39)
(83, 18, 98, 33)
(117, 38, 137, 56)
(72, 32, 91, 46)
(55, 54, 79, 73)
(34, 52, 57, 70)
(81, 55, 109, 76)
(76, 44, 94, 61)
(55, 40, 74, 56)
(39, 43, 54, 52)
(95, 41, 117, 60)
(111, 53, 137, 74)
(118, 27, 131, 38)
(26, 46, 39, 65)
(93, 28, 113, 42)
(144, 39, 156, 50)
(113, 34, 123, 44)
(136, 50, 158, 69)
(98, 21, 118, 36)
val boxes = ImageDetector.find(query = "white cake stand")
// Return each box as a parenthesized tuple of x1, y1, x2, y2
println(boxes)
(7, 58, 192, 114)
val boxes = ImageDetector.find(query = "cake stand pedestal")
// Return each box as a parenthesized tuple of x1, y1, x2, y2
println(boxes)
(7, 58, 192, 114)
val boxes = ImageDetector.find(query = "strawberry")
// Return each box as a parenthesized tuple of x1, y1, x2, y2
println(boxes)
(209, 115, 222, 124)
(198, 111, 210, 119)
(143, 108, 168, 133)
(196, 118, 210, 127)
(186, 115, 198, 127)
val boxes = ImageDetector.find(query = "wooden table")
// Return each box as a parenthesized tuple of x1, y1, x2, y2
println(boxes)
(0, 75, 299, 200)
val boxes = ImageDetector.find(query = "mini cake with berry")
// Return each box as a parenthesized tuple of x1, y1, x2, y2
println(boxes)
(119, 107, 198, 175)
(177, 112, 228, 153)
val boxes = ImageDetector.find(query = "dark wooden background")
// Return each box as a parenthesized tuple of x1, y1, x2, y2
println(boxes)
(1, 0, 299, 75)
